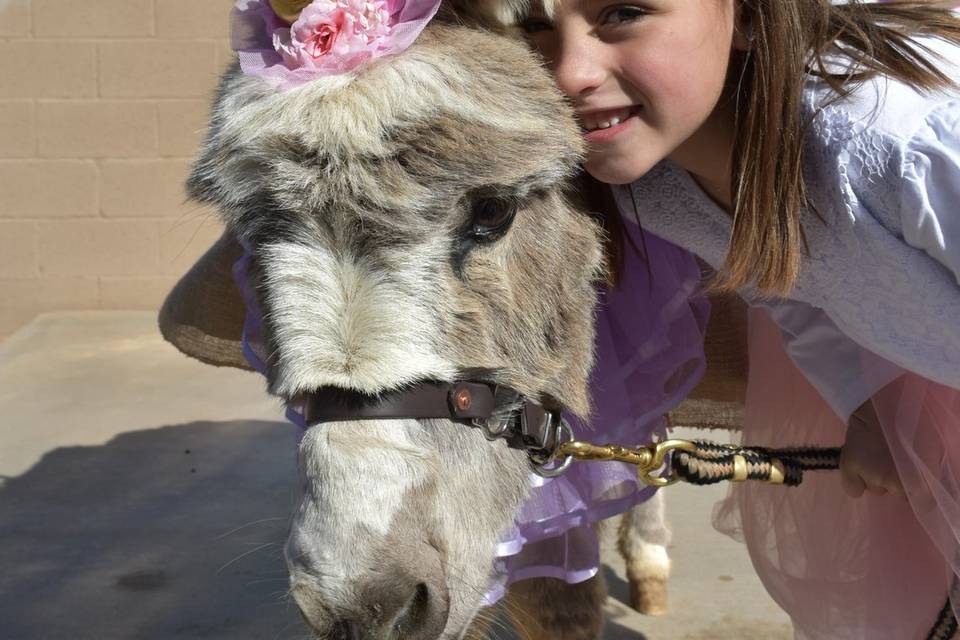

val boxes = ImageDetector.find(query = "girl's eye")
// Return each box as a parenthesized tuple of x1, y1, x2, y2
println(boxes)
(601, 6, 648, 26)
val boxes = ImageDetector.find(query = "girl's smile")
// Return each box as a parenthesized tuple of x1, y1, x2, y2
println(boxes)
(523, 0, 744, 187)
(579, 105, 643, 143)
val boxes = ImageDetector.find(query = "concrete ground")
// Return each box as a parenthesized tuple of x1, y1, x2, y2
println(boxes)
(0, 312, 793, 639)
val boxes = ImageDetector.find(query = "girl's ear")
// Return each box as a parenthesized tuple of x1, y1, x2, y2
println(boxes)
(732, 1, 755, 52)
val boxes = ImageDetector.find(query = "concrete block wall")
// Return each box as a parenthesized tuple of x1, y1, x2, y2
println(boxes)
(0, 0, 237, 339)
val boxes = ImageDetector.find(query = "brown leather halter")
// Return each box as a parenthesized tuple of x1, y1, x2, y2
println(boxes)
(301, 381, 574, 477)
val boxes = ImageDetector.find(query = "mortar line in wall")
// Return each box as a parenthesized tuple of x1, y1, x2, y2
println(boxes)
(94, 159, 103, 218)
(31, 98, 38, 157)
(151, 0, 158, 38)
(32, 219, 39, 279)
(95, 40, 102, 100)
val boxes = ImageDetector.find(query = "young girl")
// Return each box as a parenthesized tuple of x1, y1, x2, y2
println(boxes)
(518, 0, 960, 637)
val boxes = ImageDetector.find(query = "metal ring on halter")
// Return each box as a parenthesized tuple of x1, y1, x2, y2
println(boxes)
(473, 415, 511, 441)
(530, 418, 575, 479)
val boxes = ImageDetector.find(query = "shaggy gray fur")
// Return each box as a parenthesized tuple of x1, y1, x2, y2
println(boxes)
(183, 3, 652, 638)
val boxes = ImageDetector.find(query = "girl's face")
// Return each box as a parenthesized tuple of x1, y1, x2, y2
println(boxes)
(523, 0, 740, 185)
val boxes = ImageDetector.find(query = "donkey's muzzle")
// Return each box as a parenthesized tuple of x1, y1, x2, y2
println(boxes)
(290, 555, 450, 639)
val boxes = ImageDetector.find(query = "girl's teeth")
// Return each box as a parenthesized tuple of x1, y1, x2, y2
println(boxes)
(585, 110, 632, 131)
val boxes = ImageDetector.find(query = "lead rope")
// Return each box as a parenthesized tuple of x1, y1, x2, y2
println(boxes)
(553, 437, 957, 639)
(670, 441, 841, 486)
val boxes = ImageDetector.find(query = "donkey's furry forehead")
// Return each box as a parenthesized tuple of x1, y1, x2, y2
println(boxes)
(484, 0, 558, 23)
(214, 22, 581, 190)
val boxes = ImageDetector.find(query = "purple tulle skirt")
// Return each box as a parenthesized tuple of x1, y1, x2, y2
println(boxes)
(233, 223, 708, 604)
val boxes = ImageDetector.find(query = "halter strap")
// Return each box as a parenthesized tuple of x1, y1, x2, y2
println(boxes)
(302, 381, 565, 460)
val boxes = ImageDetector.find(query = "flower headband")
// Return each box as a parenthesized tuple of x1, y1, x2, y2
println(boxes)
(231, 0, 443, 91)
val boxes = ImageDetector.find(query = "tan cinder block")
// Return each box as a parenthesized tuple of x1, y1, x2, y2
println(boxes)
(0, 101, 35, 158)
(0, 277, 100, 336)
(37, 101, 157, 158)
(101, 159, 194, 218)
(156, 0, 234, 39)
(157, 100, 211, 157)
(99, 40, 221, 99)
(0, 160, 98, 218)
(0, 221, 37, 278)
(159, 216, 224, 276)
(33, 0, 154, 37)
(0, 41, 97, 99)
(38, 220, 160, 277)
(0, 0, 31, 37)
(100, 276, 179, 310)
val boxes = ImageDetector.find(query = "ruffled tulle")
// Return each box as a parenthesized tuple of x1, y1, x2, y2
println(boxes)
(715, 309, 960, 639)
(232, 225, 708, 604)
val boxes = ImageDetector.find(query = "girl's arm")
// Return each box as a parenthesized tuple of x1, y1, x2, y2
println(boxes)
(756, 299, 908, 498)
(756, 297, 904, 422)
(899, 99, 960, 286)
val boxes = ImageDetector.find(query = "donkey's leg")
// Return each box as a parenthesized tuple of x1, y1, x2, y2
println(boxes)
(503, 575, 607, 640)
(618, 490, 671, 615)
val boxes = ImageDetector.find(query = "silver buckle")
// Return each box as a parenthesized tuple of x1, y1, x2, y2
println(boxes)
(530, 417, 575, 479)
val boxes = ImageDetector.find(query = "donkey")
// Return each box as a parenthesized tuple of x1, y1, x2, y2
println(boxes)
(184, 2, 671, 637)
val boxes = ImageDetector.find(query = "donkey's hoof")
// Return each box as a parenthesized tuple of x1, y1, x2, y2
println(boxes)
(628, 577, 668, 616)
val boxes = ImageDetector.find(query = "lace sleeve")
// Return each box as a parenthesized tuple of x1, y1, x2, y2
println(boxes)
(899, 99, 960, 285)
(754, 297, 904, 422)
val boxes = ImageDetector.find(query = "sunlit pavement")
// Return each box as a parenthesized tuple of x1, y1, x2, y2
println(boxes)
(0, 312, 792, 639)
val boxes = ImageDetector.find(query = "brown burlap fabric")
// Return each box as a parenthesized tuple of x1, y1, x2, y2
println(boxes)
(667, 293, 747, 431)
(158, 231, 252, 371)
(158, 233, 748, 428)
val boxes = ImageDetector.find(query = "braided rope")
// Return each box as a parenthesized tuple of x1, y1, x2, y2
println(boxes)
(666, 440, 956, 639)
(928, 596, 959, 640)
(670, 440, 841, 486)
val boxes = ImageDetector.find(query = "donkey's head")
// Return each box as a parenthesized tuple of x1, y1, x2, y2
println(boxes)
(187, 4, 603, 637)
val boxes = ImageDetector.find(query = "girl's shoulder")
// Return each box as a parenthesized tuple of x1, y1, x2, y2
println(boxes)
(804, 36, 960, 147)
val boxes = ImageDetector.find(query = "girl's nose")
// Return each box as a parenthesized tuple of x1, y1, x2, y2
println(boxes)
(551, 34, 607, 98)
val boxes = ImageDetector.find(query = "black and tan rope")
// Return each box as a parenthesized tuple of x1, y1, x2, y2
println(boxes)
(670, 441, 842, 486)
(555, 436, 957, 639)
(669, 441, 956, 640)
(668, 441, 956, 638)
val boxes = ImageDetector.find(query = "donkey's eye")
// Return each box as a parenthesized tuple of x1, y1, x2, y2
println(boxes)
(469, 198, 518, 241)
(520, 17, 553, 34)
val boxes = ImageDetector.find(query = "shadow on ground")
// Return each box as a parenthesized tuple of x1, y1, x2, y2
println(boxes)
(0, 416, 785, 640)
(0, 420, 304, 640)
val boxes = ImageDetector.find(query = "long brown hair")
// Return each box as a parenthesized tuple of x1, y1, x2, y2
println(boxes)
(595, 1, 960, 294)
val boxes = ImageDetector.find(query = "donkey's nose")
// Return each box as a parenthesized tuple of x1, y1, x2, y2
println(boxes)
(390, 582, 433, 636)
(328, 619, 356, 640)
(292, 573, 449, 640)
(364, 578, 448, 640)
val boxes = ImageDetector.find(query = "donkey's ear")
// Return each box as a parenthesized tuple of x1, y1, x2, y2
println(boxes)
(159, 229, 252, 371)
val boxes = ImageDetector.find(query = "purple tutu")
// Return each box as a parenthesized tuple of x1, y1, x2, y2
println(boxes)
(233, 221, 708, 603)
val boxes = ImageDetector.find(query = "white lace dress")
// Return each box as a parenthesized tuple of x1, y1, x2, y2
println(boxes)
(615, 39, 960, 639)
(618, 37, 960, 421)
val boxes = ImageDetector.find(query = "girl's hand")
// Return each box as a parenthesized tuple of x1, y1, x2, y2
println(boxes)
(840, 399, 906, 498)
